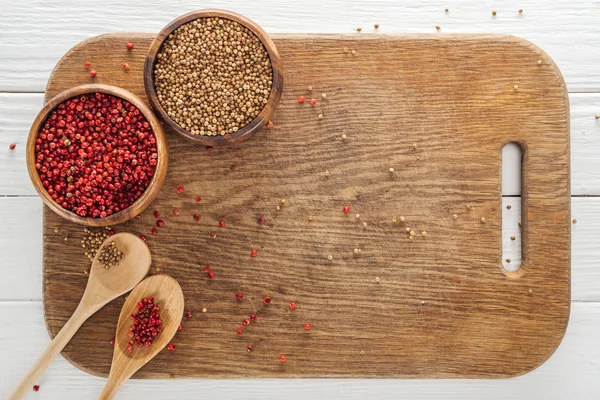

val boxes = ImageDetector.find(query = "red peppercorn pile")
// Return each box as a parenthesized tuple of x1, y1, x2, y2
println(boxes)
(34, 93, 158, 218)
(127, 296, 163, 351)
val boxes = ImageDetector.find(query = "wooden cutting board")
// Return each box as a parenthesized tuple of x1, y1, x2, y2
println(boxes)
(42, 33, 570, 379)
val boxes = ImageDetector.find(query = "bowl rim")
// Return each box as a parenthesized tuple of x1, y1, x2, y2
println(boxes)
(26, 84, 169, 227)
(143, 9, 283, 147)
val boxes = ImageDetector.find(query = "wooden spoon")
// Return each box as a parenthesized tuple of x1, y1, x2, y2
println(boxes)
(99, 274, 184, 400)
(7, 232, 151, 400)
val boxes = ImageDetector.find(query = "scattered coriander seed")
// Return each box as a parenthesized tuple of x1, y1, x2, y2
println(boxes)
(595, 115, 600, 119)
(389, 167, 395, 172)
(321, 93, 327, 100)
(375, 277, 380, 283)
(341, 134, 347, 139)
(445, 8, 449, 12)
(153, 17, 273, 136)
(97, 241, 124, 269)
(436, 25, 441, 31)
(354, 248, 360, 254)
(276, 205, 281, 211)
(308, 216, 313, 221)
(453, 214, 458, 219)
(480, 217, 486, 223)
(363, 222, 368, 227)
(355, 213, 360, 219)
(506, 258, 511, 263)
(308, 85, 313, 91)
(392, 217, 398, 223)
(327, 255, 333, 261)
(64, 236, 68, 242)
(54, 227, 59, 233)
(356, 27, 362, 32)
(351, 50, 357, 56)
(518, 222, 522, 228)
(412, 143, 417, 149)
(507, 205, 512, 209)
(374, 23, 379, 29)
(492, 10, 497, 16)
(421, 300, 425, 305)
(405, 227, 411, 232)
(280, 199, 286, 206)
(409, 236, 414, 240)
(510, 236, 516, 241)
(421, 231, 427, 237)
(518, 9, 523, 13)
(202, 308, 207, 313)
(400, 216, 405, 222)
(409, 230, 415, 236)
(360, 350, 365, 355)
(538, 60, 543, 66)
(573, 218, 577, 224)
(318, 114, 324, 120)
(514, 85, 519, 91)
(325, 170, 330, 176)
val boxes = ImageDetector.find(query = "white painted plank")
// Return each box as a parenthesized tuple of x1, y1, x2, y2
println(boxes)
(0, 0, 600, 92)
(570, 93, 600, 195)
(0, 94, 42, 196)
(0, 197, 42, 301)
(0, 196, 594, 301)
(1, 301, 598, 399)
(1, 93, 599, 196)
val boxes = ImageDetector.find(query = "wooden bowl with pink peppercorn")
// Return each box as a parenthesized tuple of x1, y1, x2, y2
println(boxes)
(26, 84, 168, 226)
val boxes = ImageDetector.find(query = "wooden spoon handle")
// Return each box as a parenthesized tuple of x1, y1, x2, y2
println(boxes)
(98, 370, 129, 400)
(6, 302, 95, 400)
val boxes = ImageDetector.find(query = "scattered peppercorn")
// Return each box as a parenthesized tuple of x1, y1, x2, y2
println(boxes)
(194, 214, 201, 221)
(167, 343, 176, 351)
(122, 63, 130, 70)
(139, 234, 147, 242)
(237, 327, 243, 335)
(280, 355, 287, 363)
(89, 70, 97, 77)
(219, 220, 226, 227)
(374, 23, 380, 28)
(126, 42, 134, 50)
(176, 186, 184, 194)
(263, 296, 271, 305)
(289, 302, 297, 310)
(128, 296, 162, 349)
(236, 292, 244, 301)
(34, 93, 157, 218)
(9, 143, 16, 150)
(83, 61, 91, 69)
(309, 98, 317, 106)
(250, 314, 257, 322)
(258, 216, 265, 224)
(298, 96, 306, 103)
(33, 385, 40, 392)
(356, 27, 362, 32)
(343, 205, 351, 213)
(492, 10, 497, 16)
(436, 25, 441, 31)
(110, 337, 115, 345)
(154, 17, 272, 136)
(251, 249, 257, 257)
(304, 323, 311, 330)
(267, 120, 274, 130)
(156, 220, 165, 227)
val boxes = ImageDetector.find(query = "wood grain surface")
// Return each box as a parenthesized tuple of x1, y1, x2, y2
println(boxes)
(43, 33, 570, 379)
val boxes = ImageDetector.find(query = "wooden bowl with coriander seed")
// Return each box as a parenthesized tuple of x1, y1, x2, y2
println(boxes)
(144, 9, 283, 146)
(26, 84, 168, 227)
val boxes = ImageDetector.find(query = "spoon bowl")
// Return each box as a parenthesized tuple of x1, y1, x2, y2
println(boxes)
(8, 232, 150, 400)
(99, 275, 184, 399)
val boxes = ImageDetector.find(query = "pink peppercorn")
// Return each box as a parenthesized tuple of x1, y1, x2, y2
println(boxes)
(258, 216, 265, 225)
(89, 70, 97, 77)
(298, 96, 306, 103)
(343, 205, 351, 213)
(250, 314, 258, 322)
(33, 385, 40, 392)
(309, 98, 317, 105)
(237, 327, 243, 335)
(139, 234, 147, 242)
(173, 209, 179, 216)
(263, 296, 271, 305)
(219, 220, 226, 227)
(242, 319, 250, 326)
(195, 195, 201, 202)
(207, 272, 215, 279)
(236, 292, 244, 302)
(126, 42, 134, 50)
(154, 210, 160, 218)
(280, 355, 287, 363)
(304, 324, 311, 330)
(167, 343, 176, 351)
(193, 214, 201, 221)
(156, 220, 165, 227)
(251, 249, 257, 257)
(176, 186, 184, 194)
(9, 143, 16, 150)
(290, 302, 297, 310)
(203, 265, 211, 273)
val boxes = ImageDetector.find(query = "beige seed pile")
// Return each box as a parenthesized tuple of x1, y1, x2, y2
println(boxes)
(81, 227, 112, 261)
(97, 241, 124, 270)
(154, 17, 273, 136)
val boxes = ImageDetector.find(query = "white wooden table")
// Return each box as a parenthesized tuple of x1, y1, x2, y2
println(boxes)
(1, 1, 599, 398)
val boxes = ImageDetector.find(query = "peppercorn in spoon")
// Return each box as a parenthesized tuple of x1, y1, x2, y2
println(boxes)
(7, 232, 151, 400)
(99, 274, 184, 399)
